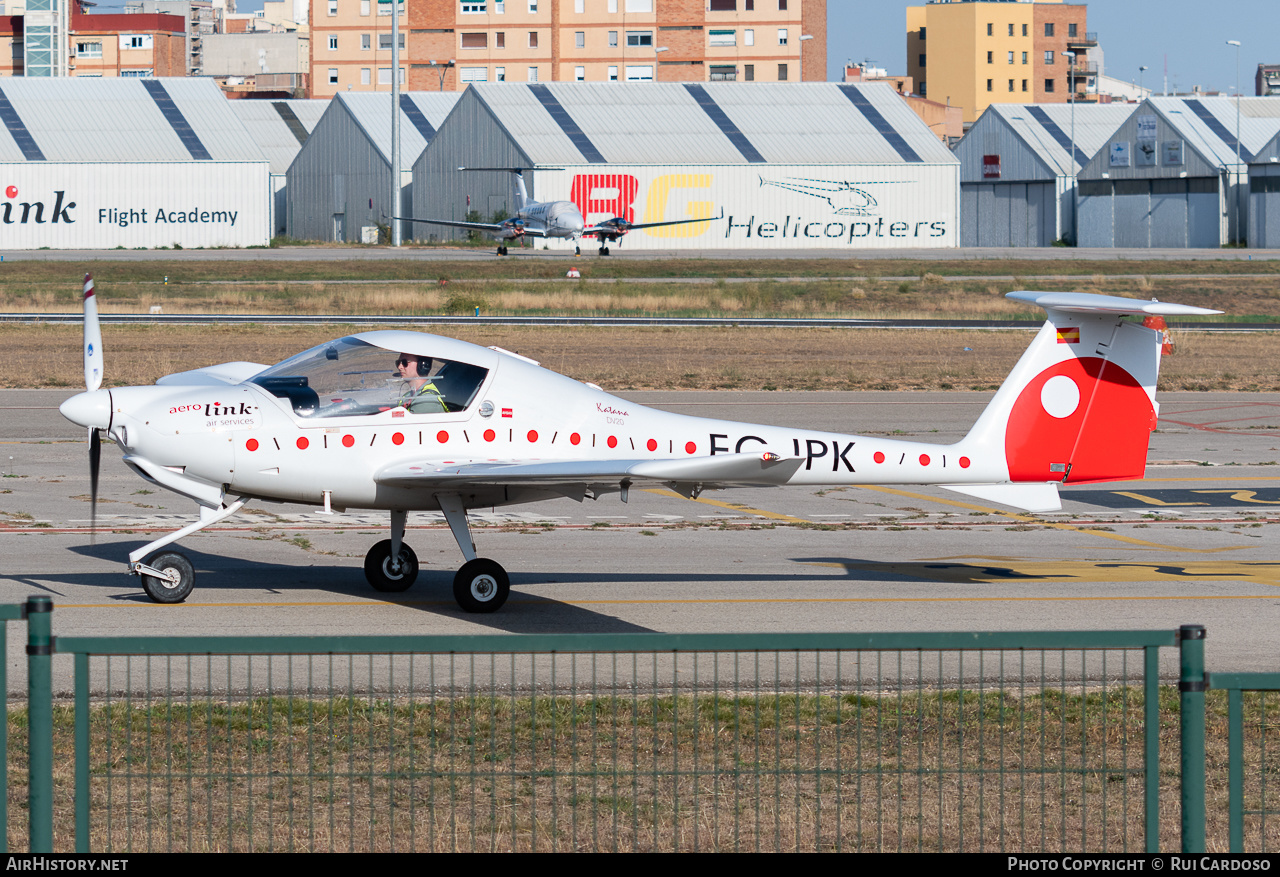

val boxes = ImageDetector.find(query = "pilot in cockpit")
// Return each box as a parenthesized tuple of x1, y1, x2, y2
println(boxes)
(395, 353, 446, 413)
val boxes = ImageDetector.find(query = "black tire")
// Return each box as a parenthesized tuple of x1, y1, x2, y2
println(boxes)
(141, 551, 195, 604)
(453, 558, 510, 613)
(364, 539, 419, 593)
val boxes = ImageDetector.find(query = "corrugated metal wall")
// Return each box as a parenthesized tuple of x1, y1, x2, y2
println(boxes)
(961, 182, 1055, 246)
(0, 162, 268, 249)
(287, 105, 408, 243)
(1249, 165, 1280, 248)
(1077, 178, 1222, 248)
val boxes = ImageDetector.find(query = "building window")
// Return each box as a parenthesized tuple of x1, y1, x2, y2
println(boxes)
(778, 0, 786, 9)
(528, 0, 537, 11)
(575, 65, 585, 80)
(1044, 51, 1054, 64)
(1021, 79, 1028, 92)
(377, 0, 404, 15)
(626, 31, 652, 47)
(608, 31, 617, 47)
(710, 0, 736, 9)
(121, 69, 153, 77)
(462, 32, 487, 48)
(1045, 79, 1055, 92)
(495, 66, 505, 80)
(1008, 23, 1014, 37)
(920, 27, 926, 40)
(986, 78, 993, 92)
(744, 63, 754, 81)
(625, 65, 653, 80)
(496, 32, 505, 48)
(529, 31, 538, 48)
(75, 41, 102, 58)
(461, 2, 487, 11)
(710, 30, 735, 47)
(608, 65, 618, 81)
(461, 66, 487, 82)
(1022, 51, 1027, 65)
(777, 28, 787, 46)
(1022, 24, 1027, 36)
(328, 0, 337, 15)
(608, 0, 617, 10)
(495, 1, 504, 11)
(379, 33, 405, 50)
(528, 66, 538, 81)
(575, 31, 584, 48)
(329, 68, 339, 84)
(329, 35, 338, 50)
(378, 67, 405, 84)
(360, 0, 369, 14)
(361, 33, 371, 50)
(361, 68, 371, 84)
(919, 81, 926, 96)
(778, 63, 788, 81)
(986, 23, 992, 36)
(986, 51, 992, 64)
(918, 54, 925, 68)
(575, 0, 584, 11)
(710, 64, 736, 81)
(1068, 23, 1078, 38)
(1008, 51, 1013, 64)
(1044, 23, 1054, 37)
(744, 28, 753, 46)
(1008, 79, 1014, 92)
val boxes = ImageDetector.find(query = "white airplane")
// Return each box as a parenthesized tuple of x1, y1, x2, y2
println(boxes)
(60, 275, 1218, 613)
(398, 168, 722, 256)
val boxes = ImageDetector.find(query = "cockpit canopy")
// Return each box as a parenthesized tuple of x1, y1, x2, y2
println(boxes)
(249, 336, 489, 418)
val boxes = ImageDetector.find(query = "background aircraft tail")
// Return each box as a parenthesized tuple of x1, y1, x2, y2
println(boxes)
(962, 292, 1220, 486)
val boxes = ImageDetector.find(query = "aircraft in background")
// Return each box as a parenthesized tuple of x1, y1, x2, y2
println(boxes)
(60, 275, 1218, 613)
(398, 168, 722, 256)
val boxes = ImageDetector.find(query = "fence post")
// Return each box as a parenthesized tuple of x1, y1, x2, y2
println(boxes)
(26, 596, 53, 853)
(1179, 624, 1207, 854)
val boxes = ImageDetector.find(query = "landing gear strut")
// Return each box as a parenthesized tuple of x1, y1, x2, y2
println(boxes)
(129, 496, 247, 604)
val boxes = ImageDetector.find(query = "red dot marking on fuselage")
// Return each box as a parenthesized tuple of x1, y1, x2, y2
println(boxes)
(873, 451, 885, 464)
(959, 456, 971, 468)
(296, 437, 309, 450)
(392, 432, 404, 445)
(528, 430, 538, 443)
(685, 442, 696, 455)
(342, 434, 355, 448)
(484, 429, 496, 442)
(919, 454, 930, 466)
(607, 436, 618, 448)
(246, 438, 259, 452)
(570, 433, 581, 445)
(646, 439, 657, 452)
(437, 430, 449, 443)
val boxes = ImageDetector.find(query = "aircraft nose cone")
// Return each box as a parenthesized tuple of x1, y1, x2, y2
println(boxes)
(563, 213, 584, 234)
(60, 389, 112, 430)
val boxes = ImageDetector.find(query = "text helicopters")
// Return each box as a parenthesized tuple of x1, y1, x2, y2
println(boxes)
(59, 275, 1218, 612)
(397, 168, 721, 256)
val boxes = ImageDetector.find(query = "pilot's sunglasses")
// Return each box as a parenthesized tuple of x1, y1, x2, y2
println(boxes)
(396, 359, 413, 366)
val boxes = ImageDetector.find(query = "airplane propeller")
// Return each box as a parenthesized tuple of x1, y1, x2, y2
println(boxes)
(80, 275, 103, 542)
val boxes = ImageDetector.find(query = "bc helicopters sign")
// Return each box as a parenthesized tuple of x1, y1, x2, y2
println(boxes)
(546, 163, 957, 250)
(0, 164, 269, 249)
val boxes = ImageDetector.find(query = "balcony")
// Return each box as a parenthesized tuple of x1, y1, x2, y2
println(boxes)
(1067, 31, 1097, 48)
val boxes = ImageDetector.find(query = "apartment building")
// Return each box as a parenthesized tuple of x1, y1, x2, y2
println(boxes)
(907, 0, 1095, 125)
(69, 9, 187, 77)
(310, 0, 825, 98)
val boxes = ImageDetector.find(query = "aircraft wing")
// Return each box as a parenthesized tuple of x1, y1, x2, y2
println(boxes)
(582, 211, 723, 237)
(393, 216, 548, 237)
(375, 452, 804, 490)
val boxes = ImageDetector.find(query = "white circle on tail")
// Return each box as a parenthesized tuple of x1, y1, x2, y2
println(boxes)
(1040, 375, 1081, 418)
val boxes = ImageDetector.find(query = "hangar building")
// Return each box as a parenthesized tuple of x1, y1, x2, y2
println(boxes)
(0, 78, 269, 249)
(954, 103, 1136, 247)
(230, 100, 326, 239)
(1248, 128, 1280, 248)
(286, 92, 460, 243)
(1076, 97, 1280, 248)
(411, 82, 959, 252)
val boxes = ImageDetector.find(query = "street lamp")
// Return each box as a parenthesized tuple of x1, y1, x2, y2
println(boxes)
(1139, 65, 1148, 97)
(1227, 40, 1242, 245)
(1065, 50, 1078, 244)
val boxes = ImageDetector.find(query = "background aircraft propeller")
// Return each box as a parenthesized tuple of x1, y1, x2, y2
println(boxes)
(81, 275, 103, 542)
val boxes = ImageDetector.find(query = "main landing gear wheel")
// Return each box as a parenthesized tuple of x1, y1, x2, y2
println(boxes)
(497, 245, 508, 255)
(364, 539, 419, 592)
(453, 558, 509, 614)
(574, 245, 581, 256)
(140, 551, 195, 604)
(598, 246, 610, 256)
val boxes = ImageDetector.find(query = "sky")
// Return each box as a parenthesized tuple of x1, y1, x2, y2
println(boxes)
(827, 1, 1280, 95)
(221, 0, 1279, 95)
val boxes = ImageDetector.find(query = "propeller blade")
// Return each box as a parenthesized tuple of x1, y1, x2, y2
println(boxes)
(88, 426, 101, 544)
(82, 274, 103, 392)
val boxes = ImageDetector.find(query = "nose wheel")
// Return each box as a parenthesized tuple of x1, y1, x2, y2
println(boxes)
(598, 246, 610, 256)
(364, 539, 419, 592)
(138, 551, 195, 604)
(497, 245, 508, 255)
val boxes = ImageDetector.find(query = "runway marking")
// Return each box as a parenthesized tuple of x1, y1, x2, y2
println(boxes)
(856, 485, 1249, 553)
(803, 559, 1280, 586)
(642, 488, 810, 523)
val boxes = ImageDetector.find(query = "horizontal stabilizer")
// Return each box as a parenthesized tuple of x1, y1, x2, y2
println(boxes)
(940, 482, 1062, 513)
(1007, 291, 1221, 317)
(156, 362, 268, 386)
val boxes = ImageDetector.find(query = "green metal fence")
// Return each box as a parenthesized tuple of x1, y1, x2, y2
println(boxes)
(0, 599, 1271, 851)
(1210, 672, 1280, 853)
(41, 628, 1173, 852)
(0, 601, 28, 854)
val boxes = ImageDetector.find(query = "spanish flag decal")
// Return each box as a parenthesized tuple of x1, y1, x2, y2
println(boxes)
(1056, 327, 1080, 344)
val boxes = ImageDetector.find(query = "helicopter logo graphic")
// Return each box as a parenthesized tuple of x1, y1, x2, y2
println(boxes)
(758, 176, 910, 217)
